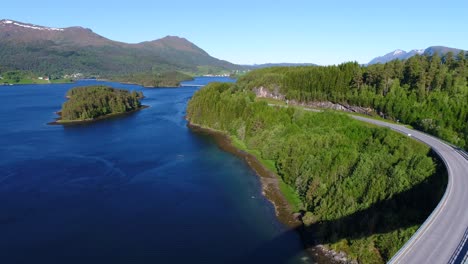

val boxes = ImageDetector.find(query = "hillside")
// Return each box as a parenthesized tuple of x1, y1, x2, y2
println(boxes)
(238, 52, 468, 150)
(0, 19, 238, 78)
(368, 49, 424, 65)
(186, 82, 445, 263)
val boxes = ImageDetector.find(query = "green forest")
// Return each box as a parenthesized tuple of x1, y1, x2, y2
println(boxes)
(112, 71, 193, 87)
(60, 85, 144, 121)
(238, 52, 468, 149)
(186, 82, 446, 263)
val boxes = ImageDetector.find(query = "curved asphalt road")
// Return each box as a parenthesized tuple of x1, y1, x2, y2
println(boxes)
(351, 116, 468, 264)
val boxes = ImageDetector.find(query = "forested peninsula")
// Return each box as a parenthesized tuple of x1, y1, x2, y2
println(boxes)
(188, 51, 466, 262)
(111, 71, 193, 87)
(55, 85, 144, 124)
(187, 81, 446, 263)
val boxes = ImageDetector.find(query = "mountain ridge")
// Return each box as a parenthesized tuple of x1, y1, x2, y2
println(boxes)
(0, 19, 238, 77)
(368, 46, 466, 65)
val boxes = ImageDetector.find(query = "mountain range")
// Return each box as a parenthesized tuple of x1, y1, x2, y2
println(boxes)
(0, 19, 238, 77)
(368, 46, 466, 65)
(2, 19, 466, 78)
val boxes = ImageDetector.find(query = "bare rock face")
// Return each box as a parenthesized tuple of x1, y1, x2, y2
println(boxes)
(289, 100, 349, 111)
(253, 86, 285, 100)
(293, 100, 375, 115)
(253, 86, 375, 116)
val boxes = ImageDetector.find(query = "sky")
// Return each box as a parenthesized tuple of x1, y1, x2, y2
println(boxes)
(1, 0, 467, 65)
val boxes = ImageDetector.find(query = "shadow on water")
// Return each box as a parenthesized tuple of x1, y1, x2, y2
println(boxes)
(239, 229, 309, 264)
(247, 150, 447, 263)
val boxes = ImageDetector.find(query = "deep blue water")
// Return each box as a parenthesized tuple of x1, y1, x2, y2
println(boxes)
(0, 77, 308, 264)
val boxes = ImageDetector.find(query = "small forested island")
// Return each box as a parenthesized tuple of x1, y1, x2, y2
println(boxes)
(55, 85, 144, 123)
(187, 82, 446, 263)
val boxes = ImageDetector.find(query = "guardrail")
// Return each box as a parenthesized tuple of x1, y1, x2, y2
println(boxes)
(448, 226, 468, 264)
(454, 148, 468, 161)
(383, 125, 452, 264)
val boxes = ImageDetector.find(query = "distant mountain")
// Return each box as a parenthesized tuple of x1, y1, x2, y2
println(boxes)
(244, 63, 318, 69)
(0, 19, 238, 77)
(423, 46, 465, 56)
(368, 46, 466, 65)
(368, 49, 424, 65)
(136, 36, 233, 70)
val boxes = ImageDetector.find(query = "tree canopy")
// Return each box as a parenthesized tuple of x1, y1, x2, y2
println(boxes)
(187, 82, 445, 263)
(113, 71, 193, 87)
(60, 85, 143, 121)
(238, 52, 468, 149)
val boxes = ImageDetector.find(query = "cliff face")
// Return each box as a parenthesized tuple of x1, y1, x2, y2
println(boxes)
(253, 86, 285, 100)
(253, 86, 375, 115)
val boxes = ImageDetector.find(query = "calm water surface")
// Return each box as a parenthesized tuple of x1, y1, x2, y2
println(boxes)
(0, 77, 309, 264)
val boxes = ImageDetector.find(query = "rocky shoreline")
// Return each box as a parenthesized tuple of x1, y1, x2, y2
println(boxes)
(187, 121, 357, 264)
(188, 122, 301, 227)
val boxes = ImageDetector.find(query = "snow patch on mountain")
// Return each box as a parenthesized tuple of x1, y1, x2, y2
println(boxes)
(0, 20, 64, 31)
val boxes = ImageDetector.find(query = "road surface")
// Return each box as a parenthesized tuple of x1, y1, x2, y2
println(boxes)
(351, 116, 468, 264)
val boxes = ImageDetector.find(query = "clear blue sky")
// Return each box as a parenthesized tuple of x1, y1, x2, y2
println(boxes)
(1, 0, 467, 65)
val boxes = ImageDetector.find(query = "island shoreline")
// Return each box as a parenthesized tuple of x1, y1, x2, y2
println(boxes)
(48, 105, 149, 125)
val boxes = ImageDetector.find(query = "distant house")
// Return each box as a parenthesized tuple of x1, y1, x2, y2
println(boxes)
(38, 77, 43, 80)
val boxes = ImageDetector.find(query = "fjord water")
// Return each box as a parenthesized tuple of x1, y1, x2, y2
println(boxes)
(0, 78, 308, 264)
